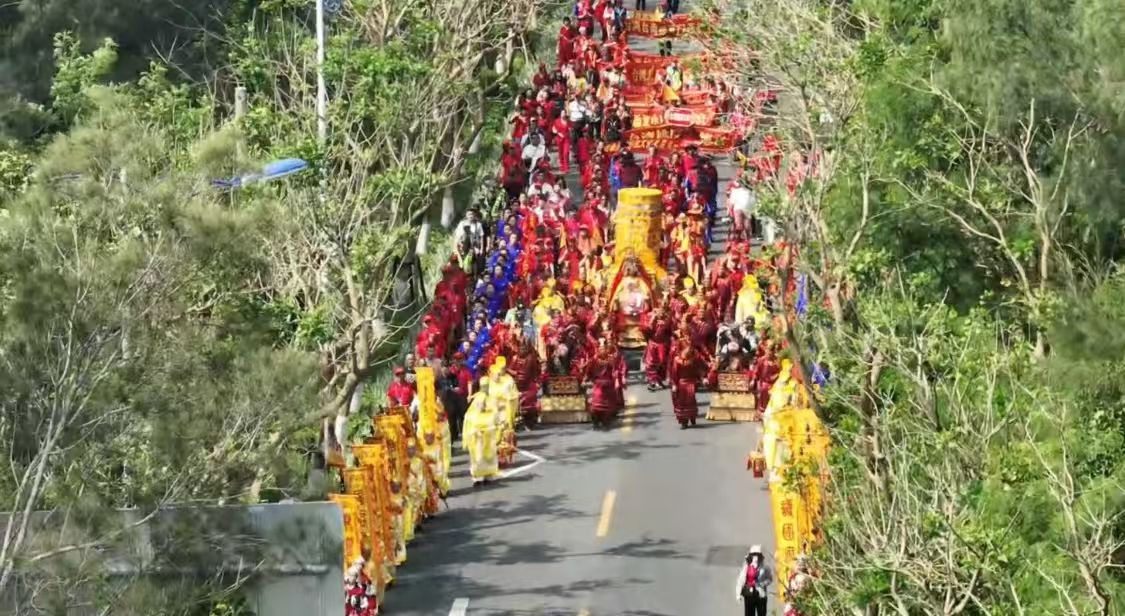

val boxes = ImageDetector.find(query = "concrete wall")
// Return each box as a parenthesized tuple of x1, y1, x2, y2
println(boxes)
(1, 502, 344, 616)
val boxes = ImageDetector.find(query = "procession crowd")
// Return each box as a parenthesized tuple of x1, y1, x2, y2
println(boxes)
(346, 0, 823, 613)
(382, 0, 817, 497)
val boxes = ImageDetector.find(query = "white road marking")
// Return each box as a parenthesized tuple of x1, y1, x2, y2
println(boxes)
(596, 490, 617, 538)
(497, 447, 546, 479)
(622, 395, 638, 433)
(449, 597, 470, 616)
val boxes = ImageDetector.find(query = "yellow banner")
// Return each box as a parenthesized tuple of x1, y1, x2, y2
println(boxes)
(763, 387, 830, 599)
(375, 414, 409, 483)
(415, 366, 438, 435)
(328, 493, 363, 570)
(353, 443, 396, 563)
(343, 468, 380, 577)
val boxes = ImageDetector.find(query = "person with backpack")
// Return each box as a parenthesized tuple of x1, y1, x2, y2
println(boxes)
(735, 545, 773, 616)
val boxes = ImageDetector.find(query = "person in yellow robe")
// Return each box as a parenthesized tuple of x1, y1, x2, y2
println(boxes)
(438, 406, 452, 493)
(764, 358, 810, 419)
(735, 274, 768, 327)
(532, 280, 566, 357)
(486, 357, 520, 465)
(681, 276, 702, 307)
(417, 381, 450, 497)
(462, 383, 503, 486)
(403, 438, 427, 542)
(387, 474, 407, 565)
(487, 357, 520, 430)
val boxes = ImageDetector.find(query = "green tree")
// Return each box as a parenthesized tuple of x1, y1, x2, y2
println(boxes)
(0, 89, 319, 606)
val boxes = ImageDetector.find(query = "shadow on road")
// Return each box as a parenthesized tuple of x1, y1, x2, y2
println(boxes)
(552, 440, 679, 466)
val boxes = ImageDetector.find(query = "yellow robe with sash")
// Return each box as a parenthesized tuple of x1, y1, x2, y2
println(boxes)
(462, 393, 503, 480)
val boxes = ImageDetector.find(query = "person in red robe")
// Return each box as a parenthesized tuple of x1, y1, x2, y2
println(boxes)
(415, 313, 447, 359)
(558, 18, 577, 65)
(387, 367, 415, 407)
(500, 142, 527, 201)
(532, 62, 550, 90)
(661, 177, 683, 217)
(642, 307, 673, 389)
(576, 128, 594, 170)
(509, 338, 543, 429)
(753, 339, 780, 416)
(511, 108, 531, 141)
(586, 341, 622, 428)
(551, 113, 572, 173)
(669, 345, 702, 428)
(642, 146, 664, 187)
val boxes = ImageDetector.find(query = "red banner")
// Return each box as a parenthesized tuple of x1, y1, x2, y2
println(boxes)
(623, 85, 655, 106)
(665, 105, 718, 128)
(679, 90, 713, 106)
(623, 60, 664, 86)
(695, 126, 740, 152)
(626, 125, 691, 151)
(630, 105, 666, 130)
(624, 88, 718, 108)
(625, 13, 701, 39)
(629, 105, 719, 130)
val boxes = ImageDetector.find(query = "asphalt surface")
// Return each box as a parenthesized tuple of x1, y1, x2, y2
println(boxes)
(385, 16, 777, 616)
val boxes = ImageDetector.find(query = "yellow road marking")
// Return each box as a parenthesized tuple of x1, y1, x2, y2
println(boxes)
(596, 490, 617, 538)
(621, 395, 638, 433)
(578, 609, 591, 616)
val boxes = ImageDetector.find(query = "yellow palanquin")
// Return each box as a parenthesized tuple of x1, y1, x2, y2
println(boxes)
(606, 187, 666, 293)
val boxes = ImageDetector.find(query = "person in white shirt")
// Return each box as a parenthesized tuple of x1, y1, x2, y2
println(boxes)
(567, 97, 589, 123)
(735, 545, 772, 616)
(729, 178, 756, 239)
(521, 132, 547, 172)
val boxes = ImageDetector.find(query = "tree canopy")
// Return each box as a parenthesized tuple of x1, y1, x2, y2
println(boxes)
(709, 0, 1125, 611)
(0, 0, 551, 611)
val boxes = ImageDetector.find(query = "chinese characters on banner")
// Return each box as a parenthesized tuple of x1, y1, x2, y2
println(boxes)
(624, 12, 701, 38)
(328, 493, 363, 570)
(665, 105, 717, 128)
(620, 125, 741, 153)
(343, 468, 382, 580)
(630, 106, 666, 130)
(630, 105, 718, 130)
(414, 366, 438, 433)
(623, 52, 714, 86)
(352, 444, 396, 575)
(694, 126, 739, 151)
(625, 125, 685, 152)
(623, 54, 667, 85)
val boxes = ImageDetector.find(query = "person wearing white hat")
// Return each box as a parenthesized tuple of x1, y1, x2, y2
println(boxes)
(735, 544, 772, 616)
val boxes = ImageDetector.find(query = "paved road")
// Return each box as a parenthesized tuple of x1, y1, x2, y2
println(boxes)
(385, 15, 777, 616)
(389, 168, 776, 616)
(387, 385, 775, 616)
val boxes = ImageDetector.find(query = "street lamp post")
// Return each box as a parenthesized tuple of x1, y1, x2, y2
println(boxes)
(315, 0, 328, 146)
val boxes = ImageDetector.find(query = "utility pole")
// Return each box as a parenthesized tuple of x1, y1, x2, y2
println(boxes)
(315, 0, 328, 146)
